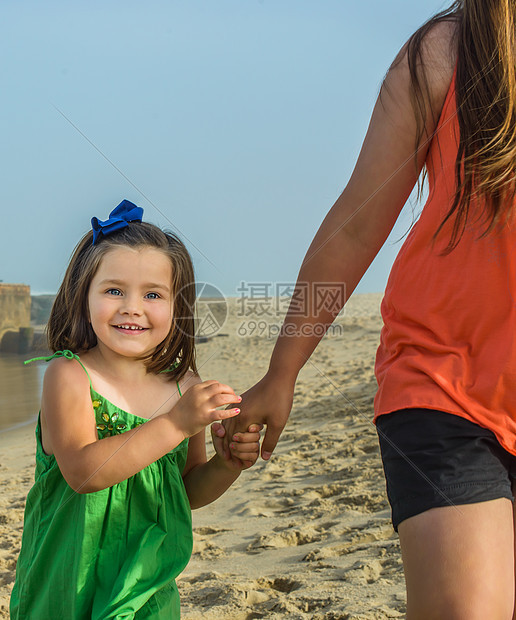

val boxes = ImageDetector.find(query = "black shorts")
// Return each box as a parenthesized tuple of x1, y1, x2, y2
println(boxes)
(376, 409, 516, 531)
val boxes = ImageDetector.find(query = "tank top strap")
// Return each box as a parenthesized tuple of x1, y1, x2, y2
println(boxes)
(24, 349, 93, 389)
(159, 360, 182, 397)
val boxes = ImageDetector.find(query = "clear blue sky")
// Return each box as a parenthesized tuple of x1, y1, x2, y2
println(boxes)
(2, 0, 446, 296)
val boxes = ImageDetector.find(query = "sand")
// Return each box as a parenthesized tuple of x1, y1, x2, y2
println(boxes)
(0, 293, 406, 619)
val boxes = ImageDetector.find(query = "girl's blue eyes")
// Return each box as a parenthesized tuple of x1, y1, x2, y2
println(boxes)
(105, 289, 161, 299)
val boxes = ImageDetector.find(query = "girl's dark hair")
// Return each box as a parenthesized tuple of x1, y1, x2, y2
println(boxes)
(402, 0, 516, 250)
(47, 222, 197, 382)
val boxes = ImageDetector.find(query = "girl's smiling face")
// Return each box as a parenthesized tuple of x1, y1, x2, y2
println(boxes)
(88, 246, 174, 360)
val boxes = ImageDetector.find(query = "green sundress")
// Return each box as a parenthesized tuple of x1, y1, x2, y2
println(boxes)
(10, 351, 193, 619)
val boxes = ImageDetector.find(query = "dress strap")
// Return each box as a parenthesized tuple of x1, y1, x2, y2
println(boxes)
(160, 361, 182, 397)
(24, 350, 93, 389)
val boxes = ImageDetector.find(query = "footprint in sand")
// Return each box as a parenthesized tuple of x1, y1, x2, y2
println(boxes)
(247, 527, 324, 552)
(193, 526, 229, 536)
(256, 576, 302, 594)
(0, 569, 15, 589)
(338, 491, 388, 513)
(342, 555, 402, 585)
(190, 525, 234, 560)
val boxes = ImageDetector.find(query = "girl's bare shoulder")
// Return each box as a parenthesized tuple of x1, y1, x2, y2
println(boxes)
(43, 355, 90, 393)
(412, 18, 458, 110)
(382, 18, 457, 135)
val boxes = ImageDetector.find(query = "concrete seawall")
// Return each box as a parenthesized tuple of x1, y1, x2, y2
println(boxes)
(0, 284, 32, 352)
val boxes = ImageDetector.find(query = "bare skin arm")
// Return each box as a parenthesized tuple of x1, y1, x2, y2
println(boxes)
(225, 23, 456, 460)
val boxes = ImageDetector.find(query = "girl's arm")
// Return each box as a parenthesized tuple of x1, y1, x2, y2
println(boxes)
(182, 422, 261, 510)
(42, 358, 240, 493)
(223, 21, 457, 460)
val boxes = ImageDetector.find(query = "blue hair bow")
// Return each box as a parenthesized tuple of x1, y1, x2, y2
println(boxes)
(91, 200, 144, 245)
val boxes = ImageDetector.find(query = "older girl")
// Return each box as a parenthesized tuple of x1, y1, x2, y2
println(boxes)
(227, 2, 516, 616)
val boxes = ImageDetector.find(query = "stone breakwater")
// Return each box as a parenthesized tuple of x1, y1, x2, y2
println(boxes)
(0, 284, 32, 353)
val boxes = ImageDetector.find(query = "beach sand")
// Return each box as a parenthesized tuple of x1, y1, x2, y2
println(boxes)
(0, 293, 406, 619)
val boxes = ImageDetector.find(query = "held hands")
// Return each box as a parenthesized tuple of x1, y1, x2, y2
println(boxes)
(221, 372, 295, 463)
(211, 422, 263, 471)
(169, 380, 241, 440)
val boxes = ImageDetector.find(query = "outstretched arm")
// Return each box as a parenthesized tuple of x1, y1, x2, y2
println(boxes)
(224, 24, 456, 460)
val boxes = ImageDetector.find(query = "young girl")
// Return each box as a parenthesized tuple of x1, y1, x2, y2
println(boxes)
(10, 200, 260, 619)
(224, 1, 516, 616)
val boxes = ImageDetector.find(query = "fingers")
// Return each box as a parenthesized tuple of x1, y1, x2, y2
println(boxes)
(229, 427, 261, 465)
(204, 382, 242, 411)
(231, 431, 261, 443)
(210, 423, 224, 461)
(211, 422, 225, 438)
(212, 395, 241, 409)
(230, 441, 260, 462)
(202, 380, 240, 399)
(230, 440, 260, 455)
(261, 424, 284, 461)
(216, 407, 240, 420)
(220, 411, 249, 448)
(211, 422, 237, 466)
(189, 381, 242, 417)
(189, 380, 241, 405)
(212, 381, 238, 395)
(247, 424, 264, 433)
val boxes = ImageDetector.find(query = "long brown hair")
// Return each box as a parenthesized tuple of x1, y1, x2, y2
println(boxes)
(47, 221, 197, 382)
(406, 0, 516, 250)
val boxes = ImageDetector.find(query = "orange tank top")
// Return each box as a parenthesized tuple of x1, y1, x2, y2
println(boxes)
(374, 65, 516, 456)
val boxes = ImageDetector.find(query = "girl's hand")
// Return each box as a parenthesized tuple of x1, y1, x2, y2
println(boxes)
(211, 422, 263, 471)
(222, 372, 294, 462)
(170, 380, 241, 439)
